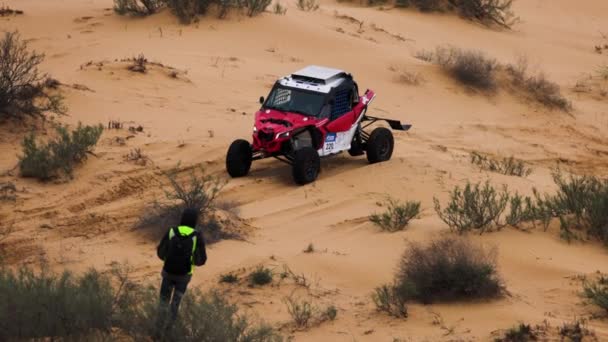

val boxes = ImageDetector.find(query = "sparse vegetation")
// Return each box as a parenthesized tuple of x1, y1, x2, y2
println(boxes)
(284, 296, 315, 329)
(433, 46, 498, 90)
(249, 266, 273, 286)
(243, 0, 272, 16)
(0, 182, 16, 202)
(470, 152, 533, 177)
(369, 198, 421, 232)
(113, 0, 164, 16)
(395, 0, 517, 28)
(0, 6, 24, 16)
(219, 273, 239, 284)
(297, 0, 319, 11)
(434, 180, 509, 234)
(127, 53, 148, 73)
(506, 58, 571, 111)
(0, 31, 65, 119)
(273, 1, 287, 15)
(0, 264, 281, 341)
(495, 323, 537, 342)
(164, 0, 203, 24)
(372, 283, 409, 318)
(124, 148, 150, 166)
(321, 305, 337, 321)
(558, 319, 596, 342)
(395, 236, 503, 304)
(303, 243, 315, 253)
(583, 274, 608, 314)
(19, 123, 104, 181)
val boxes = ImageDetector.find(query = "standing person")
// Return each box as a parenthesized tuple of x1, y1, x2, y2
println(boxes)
(156, 207, 207, 329)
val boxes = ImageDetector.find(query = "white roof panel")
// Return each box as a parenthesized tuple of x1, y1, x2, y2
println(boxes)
(291, 65, 345, 82)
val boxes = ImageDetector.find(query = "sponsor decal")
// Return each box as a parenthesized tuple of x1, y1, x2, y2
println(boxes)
(325, 133, 337, 142)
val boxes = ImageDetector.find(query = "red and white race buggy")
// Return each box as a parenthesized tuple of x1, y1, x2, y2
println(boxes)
(226, 65, 411, 185)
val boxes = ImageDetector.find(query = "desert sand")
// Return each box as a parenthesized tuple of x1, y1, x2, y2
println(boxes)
(1, 0, 608, 340)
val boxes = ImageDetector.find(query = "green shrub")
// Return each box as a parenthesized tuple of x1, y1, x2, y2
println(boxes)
(372, 283, 409, 318)
(284, 296, 315, 329)
(296, 0, 319, 11)
(369, 198, 421, 232)
(165, 0, 205, 23)
(321, 305, 337, 321)
(220, 273, 239, 284)
(470, 152, 533, 177)
(434, 180, 509, 233)
(434, 46, 498, 90)
(396, 236, 502, 304)
(114, 0, 164, 15)
(558, 319, 596, 342)
(0, 264, 281, 342)
(272, 1, 287, 14)
(584, 275, 608, 314)
(249, 266, 273, 286)
(505, 193, 538, 228)
(243, 0, 271, 16)
(137, 163, 233, 244)
(0, 31, 65, 119)
(19, 123, 103, 180)
(495, 323, 537, 342)
(395, 0, 516, 28)
(506, 60, 571, 111)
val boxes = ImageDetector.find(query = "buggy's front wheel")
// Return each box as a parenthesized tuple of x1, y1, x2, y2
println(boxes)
(226, 139, 252, 177)
(292, 147, 320, 185)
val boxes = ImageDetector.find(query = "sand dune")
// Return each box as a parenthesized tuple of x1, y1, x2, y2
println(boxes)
(1, 0, 608, 340)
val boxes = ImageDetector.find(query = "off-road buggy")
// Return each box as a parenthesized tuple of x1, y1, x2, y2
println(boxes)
(226, 65, 411, 185)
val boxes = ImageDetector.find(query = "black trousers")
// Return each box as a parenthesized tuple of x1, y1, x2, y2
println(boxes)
(159, 273, 191, 325)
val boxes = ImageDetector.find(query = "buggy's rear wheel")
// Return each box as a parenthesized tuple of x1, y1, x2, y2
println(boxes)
(366, 127, 394, 163)
(292, 147, 320, 185)
(226, 139, 252, 177)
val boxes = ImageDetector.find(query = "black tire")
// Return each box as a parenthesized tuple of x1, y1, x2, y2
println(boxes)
(292, 147, 320, 185)
(226, 139, 252, 177)
(366, 127, 394, 164)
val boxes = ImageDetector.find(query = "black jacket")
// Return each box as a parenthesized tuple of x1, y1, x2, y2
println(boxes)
(157, 227, 207, 267)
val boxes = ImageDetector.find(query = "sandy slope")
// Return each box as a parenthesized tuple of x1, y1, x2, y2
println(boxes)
(1, 0, 608, 340)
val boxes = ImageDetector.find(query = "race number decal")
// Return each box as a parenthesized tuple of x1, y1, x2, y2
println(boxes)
(324, 133, 337, 152)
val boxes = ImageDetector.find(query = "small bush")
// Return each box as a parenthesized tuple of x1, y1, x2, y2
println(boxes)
(128, 53, 148, 73)
(0, 182, 17, 202)
(470, 152, 533, 177)
(584, 275, 608, 314)
(372, 283, 409, 318)
(249, 266, 273, 286)
(321, 305, 337, 321)
(0, 264, 281, 342)
(396, 0, 516, 28)
(19, 123, 103, 180)
(114, 0, 164, 15)
(558, 319, 596, 342)
(303, 243, 315, 253)
(284, 296, 315, 329)
(0, 31, 65, 119)
(219, 273, 239, 284)
(505, 193, 538, 228)
(165, 0, 203, 24)
(395, 236, 502, 303)
(369, 198, 421, 232)
(434, 46, 498, 90)
(434, 180, 509, 233)
(296, 0, 319, 11)
(495, 323, 537, 342)
(244, 0, 272, 16)
(506, 60, 571, 111)
(273, 2, 287, 14)
(0, 6, 24, 16)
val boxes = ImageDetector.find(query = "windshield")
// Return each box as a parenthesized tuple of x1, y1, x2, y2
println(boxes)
(264, 86, 326, 117)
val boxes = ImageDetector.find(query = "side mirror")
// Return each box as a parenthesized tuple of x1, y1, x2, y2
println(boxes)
(259, 96, 265, 105)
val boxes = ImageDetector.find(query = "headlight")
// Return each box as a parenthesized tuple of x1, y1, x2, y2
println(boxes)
(276, 131, 291, 139)
(253, 126, 257, 132)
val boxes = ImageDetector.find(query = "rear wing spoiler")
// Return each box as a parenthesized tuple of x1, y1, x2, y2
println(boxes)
(362, 115, 412, 131)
